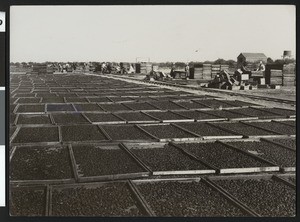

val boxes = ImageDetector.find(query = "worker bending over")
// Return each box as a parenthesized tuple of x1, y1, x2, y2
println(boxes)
(256, 61, 265, 72)
(241, 62, 252, 75)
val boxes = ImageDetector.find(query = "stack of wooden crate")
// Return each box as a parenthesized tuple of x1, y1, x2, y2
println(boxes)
(265, 64, 283, 85)
(282, 64, 296, 86)
(135, 63, 141, 73)
(270, 69, 283, 85)
(193, 67, 203, 79)
(203, 64, 212, 80)
(211, 65, 221, 78)
(139, 62, 152, 74)
(220, 64, 229, 71)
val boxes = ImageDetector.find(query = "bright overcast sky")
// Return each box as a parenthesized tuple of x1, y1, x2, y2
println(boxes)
(10, 5, 295, 63)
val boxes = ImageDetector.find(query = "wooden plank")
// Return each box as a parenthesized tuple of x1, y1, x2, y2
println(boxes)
(202, 178, 260, 217)
(272, 175, 296, 189)
(260, 137, 295, 151)
(169, 142, 218, 172)
(127, 180, 156, 216)
(119, 143, 153, 173)
(68, 144, 80, 182)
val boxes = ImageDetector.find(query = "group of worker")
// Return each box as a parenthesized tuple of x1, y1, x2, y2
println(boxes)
(99, 62, 135, 74)
(170, 63, 190, 79)
(238, 60, 265, 76)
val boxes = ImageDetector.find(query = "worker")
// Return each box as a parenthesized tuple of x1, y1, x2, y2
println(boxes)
(58, 64, 62, 72)
(241, 62, 252, 75)
(101, 62, 107, 74)
(170, 63, 175, 78)
(256, 61, 265, 72)
(185, 63, 190, 79)
(120, 62, 127, 74)
(107, 63, 112, 74)
(149, 67, 158, 81)
(128, 64, 135, 73)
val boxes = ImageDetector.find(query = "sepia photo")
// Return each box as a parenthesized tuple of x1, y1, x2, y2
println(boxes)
(9, 5, 296, 217)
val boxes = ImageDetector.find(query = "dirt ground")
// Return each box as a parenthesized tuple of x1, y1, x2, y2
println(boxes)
(110, 73, 296, 101)
(239, 87, 296, 101)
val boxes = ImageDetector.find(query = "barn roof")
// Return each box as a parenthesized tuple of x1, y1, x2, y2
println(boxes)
(238, 53, 267, 58)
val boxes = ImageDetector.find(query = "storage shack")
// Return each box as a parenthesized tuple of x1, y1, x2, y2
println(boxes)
(237, 53, 267, 69)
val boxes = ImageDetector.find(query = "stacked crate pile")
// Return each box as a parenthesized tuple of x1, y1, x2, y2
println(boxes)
(193, 65, 203, 80)
(203, 64, 212, 80)
(135, 63, 141, 73)
(139, 62, 152, 74)
(220, 64, 229, 71)
(265, 64, 284, 85)
(269, 69, 283, 85)
(282, 64, 296, 86)
(74, 66, 84, 74)
(211, 65, 221, 78)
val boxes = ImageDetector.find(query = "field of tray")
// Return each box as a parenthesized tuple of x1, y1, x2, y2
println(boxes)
(9, 73, 296, 217)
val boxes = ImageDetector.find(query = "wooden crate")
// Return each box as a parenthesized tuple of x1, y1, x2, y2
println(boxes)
(270, 69, 283, 77)
(270, 77, 283, 85)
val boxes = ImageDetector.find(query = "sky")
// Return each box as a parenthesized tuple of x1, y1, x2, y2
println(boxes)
(10, 5, 296, 63)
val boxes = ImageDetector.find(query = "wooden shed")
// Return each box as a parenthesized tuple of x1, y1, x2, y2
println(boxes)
(237, 53, 267, 68)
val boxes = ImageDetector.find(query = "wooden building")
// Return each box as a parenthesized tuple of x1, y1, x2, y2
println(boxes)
(237, 53, 267, 68)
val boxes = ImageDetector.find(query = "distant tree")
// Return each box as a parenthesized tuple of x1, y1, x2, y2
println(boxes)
(189, 62, 203, 68)
(274, 59, 285, 65)
(227, 60, 236, 68)
(165, 62, 173, 68)
(213, 58, 226, 65)
(284, 58, 296, 64)
(174, 62, 186, 69)
(267, 57, 274, 64)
